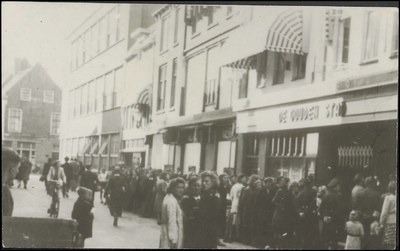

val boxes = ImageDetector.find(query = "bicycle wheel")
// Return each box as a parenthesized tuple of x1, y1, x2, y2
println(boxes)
(53, 200, 59, 218)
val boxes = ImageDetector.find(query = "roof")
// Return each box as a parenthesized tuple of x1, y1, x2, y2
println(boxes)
(2, 67, 32, 90)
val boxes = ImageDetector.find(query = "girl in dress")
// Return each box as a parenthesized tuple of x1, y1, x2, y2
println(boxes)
(345, 211, 364, 250)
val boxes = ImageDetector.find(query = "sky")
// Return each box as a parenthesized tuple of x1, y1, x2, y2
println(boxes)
(2, 2, 102, 87)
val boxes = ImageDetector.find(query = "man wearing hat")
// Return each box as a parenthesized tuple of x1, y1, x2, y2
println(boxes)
(80, 165, 100, 205)
(319, 178, 344, 250)
(61, 157, 72, 198)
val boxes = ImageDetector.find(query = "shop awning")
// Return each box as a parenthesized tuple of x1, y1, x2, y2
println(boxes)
(265, 8, 308, 55)
(221, 7, 310, 69)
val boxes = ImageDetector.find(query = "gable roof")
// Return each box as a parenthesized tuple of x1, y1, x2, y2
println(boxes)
(2, 66, 32, 91)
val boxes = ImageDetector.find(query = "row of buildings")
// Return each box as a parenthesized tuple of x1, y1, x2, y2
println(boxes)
(60, 4, 397, 197)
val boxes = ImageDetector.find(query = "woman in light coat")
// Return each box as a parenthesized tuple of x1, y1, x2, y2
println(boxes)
(379, 181, 396, 249)
(159, 177, 185, 249)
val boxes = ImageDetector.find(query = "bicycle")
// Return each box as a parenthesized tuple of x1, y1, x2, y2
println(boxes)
(48, 180, 62, 218)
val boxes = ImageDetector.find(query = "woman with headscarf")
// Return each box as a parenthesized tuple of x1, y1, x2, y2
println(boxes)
(154, 171, 170, 225)
(379, 181, 396, 249)
(240, 174, 262, 246)
(159, 177, 185, 249)
(2, 147, 21, 217)
(197, 171, 220, 249)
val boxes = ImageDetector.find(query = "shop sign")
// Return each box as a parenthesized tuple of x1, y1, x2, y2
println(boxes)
(279, 99, 345, 124)
(337, 70, 397, 91)
(21, 133, 35, 138)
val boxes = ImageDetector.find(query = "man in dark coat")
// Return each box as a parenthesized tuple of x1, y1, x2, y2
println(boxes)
(141, 169, 157, 218)
(104, 166, 126, 226)
(72, 187, 94, 247)
(272, 176, 296, 249)
(319, 178, 344, 250)
(293, 178, 319, 249)
(253, 177, 277, 248)
(61, 157, 72, 198)
(80, 165, 99, 205)
(17, 156, 32, 189)
(42, 158, 52, 195)
(353, 176, 382, 249)
(181, 176, 203, 248)
(217, 173, 231, 245)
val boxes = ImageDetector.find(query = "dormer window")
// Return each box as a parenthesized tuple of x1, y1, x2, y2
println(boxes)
(20, 88, 31, 101)
(44, 90, 54, 103)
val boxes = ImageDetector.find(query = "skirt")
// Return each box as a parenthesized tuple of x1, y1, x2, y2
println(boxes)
(383, 223, 396, 245)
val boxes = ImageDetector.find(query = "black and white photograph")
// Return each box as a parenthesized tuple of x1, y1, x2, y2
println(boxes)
(2, 2, 398, 249)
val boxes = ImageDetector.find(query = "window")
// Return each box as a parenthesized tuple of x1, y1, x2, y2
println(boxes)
(336, 18, 351, 66)
(273, 52, 286, 85)
(3, 141, 12, 148)
(71, 40, 76, 70)
(88, 80, 96, 114)
(81, 84, 88, 115)
(72, 138, 78, 156)
(16, 142, 36, 163)
(107, 7, 118, 48)
(69, 89, 75, 118)
(116, 5, 125, 41)
(90, 136, 99, 155)
(82, 30, 89, 63)
(20, 88, 31, 101)
(237, 69, 249, 99)
(205, 46, 219, 106)
(160, 17, 169, 52)
(363, 11, 380, 62)
(227, 6, 233, 16)
(292, 54, 307, 80)
(8, 109, 22, 132)
(104, 72, 114, 110)
(170, 59, 177, 108)
(77, 37, 82, 67)
(43, 90, 54, 103)
(90, 24, 97, 58)
(96, 76, 104, 112)
(157, 64, 167, 110)
(74, 87, 81, 117)
(114, 67, 123, 107)
(174, 8, 180, 44)
(110, 134, 120, 155)
(391, 12, 398, 57)
(207, 6, 217, 26)
(247, 134, 260, 156)
(99, 16, 106, 52)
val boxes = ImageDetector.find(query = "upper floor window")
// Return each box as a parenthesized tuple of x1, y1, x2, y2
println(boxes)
(274, 52, 286, 85)
(227, 6, 233, 16)
(170, 58, 178, 108)
(90, 23, 98, 58)
(113, 67, 123, 108)
(273, 52, 307, 85)
(157, 64, 167, 111)
(74, 86, 82, 117)
(77, 37, 82, 67)
(116, 5, 125, 41)
(8, 109, 22, 132)
(81, 84, 88, 115)
(107, 7, 118, 48)
(110, 133, 120, 155)
(88, 80, 96, 114)
(96, 76, 104, 112)
(99, 16, 107, 52)
(69, 89, 75, 118)
(43, 90, 54, 103)
(207, 6, 220, 26)
(292, 54, 307, 80)
(104, 71, 114, 110)
(174, 8, 180, 44)
(50, 112, 61, 135)
(160, 16, 169, 52)
(363, 11, 380, 62)
(20, 88, 31, 101)
(205, 46, 219, 107)
(336, 18, 351, 66)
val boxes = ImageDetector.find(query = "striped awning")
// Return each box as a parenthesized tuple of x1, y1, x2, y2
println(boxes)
(222, 55, 256, 70)
(265, 9, 305, 55)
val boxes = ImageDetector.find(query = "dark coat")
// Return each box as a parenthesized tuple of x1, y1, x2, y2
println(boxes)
(181, 195, 202, 248)
(71, 197, 93, 238)
(61, 162, 72, 180)
(105, 174, 126, 217)
(80, 171, 99, 191)
(198, 189, 220, 248)
(319, 191, 344, 227)
(240, 186, 258, 227)
(293, 187, 318, 227)
(272, 187, 296, 231)
(217, 183, 231, 226)
(2, 185, 13, 217)
(18, 160, 32, 180)
(254, 186, 276, 223)
(42, 162, 51, 177)
(353, 187, 382, 217)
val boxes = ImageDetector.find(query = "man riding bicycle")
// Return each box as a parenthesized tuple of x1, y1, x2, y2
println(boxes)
(47, 160, 66, 217)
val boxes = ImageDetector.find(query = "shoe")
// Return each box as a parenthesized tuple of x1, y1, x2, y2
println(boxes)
(113, 218, 118, 226)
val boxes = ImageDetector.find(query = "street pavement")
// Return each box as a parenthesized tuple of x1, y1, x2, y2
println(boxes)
(10, 174, 256, 249)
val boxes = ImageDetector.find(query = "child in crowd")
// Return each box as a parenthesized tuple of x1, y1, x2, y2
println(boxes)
(72, 187, 94, 247)
(345, 211, 364, 250)
(369, 211, 381, 249)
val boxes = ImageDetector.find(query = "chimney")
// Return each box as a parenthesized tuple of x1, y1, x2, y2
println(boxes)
(14, 58, 30, 74)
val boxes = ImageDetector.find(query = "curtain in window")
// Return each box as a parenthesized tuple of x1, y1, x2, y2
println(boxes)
(364, 11, 380, 61)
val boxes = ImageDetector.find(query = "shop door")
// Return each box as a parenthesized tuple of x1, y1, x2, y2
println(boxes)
(123, 153, 133, 167)
(183, 143, 201, 174)
(216, 141, 236, 175)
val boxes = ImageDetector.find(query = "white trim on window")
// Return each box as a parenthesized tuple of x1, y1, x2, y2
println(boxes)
(20, 88, 31, 101)
(8, 108, 22, 132)
(50, 112, 61, 135)
(43, 90, 54, 103)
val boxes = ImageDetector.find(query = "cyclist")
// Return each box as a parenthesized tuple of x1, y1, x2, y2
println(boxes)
(46, 160, 66, 217)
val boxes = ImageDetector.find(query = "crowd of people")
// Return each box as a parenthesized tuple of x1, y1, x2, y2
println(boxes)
(2, 147, 397, 249)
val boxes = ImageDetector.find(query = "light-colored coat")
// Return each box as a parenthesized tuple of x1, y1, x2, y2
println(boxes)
(380, 194, 396, 226)
(159, 194, 183, 249)
(47, 166, 66, 183)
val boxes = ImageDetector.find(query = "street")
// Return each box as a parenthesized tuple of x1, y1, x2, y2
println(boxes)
(11, 174, 255, 249)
